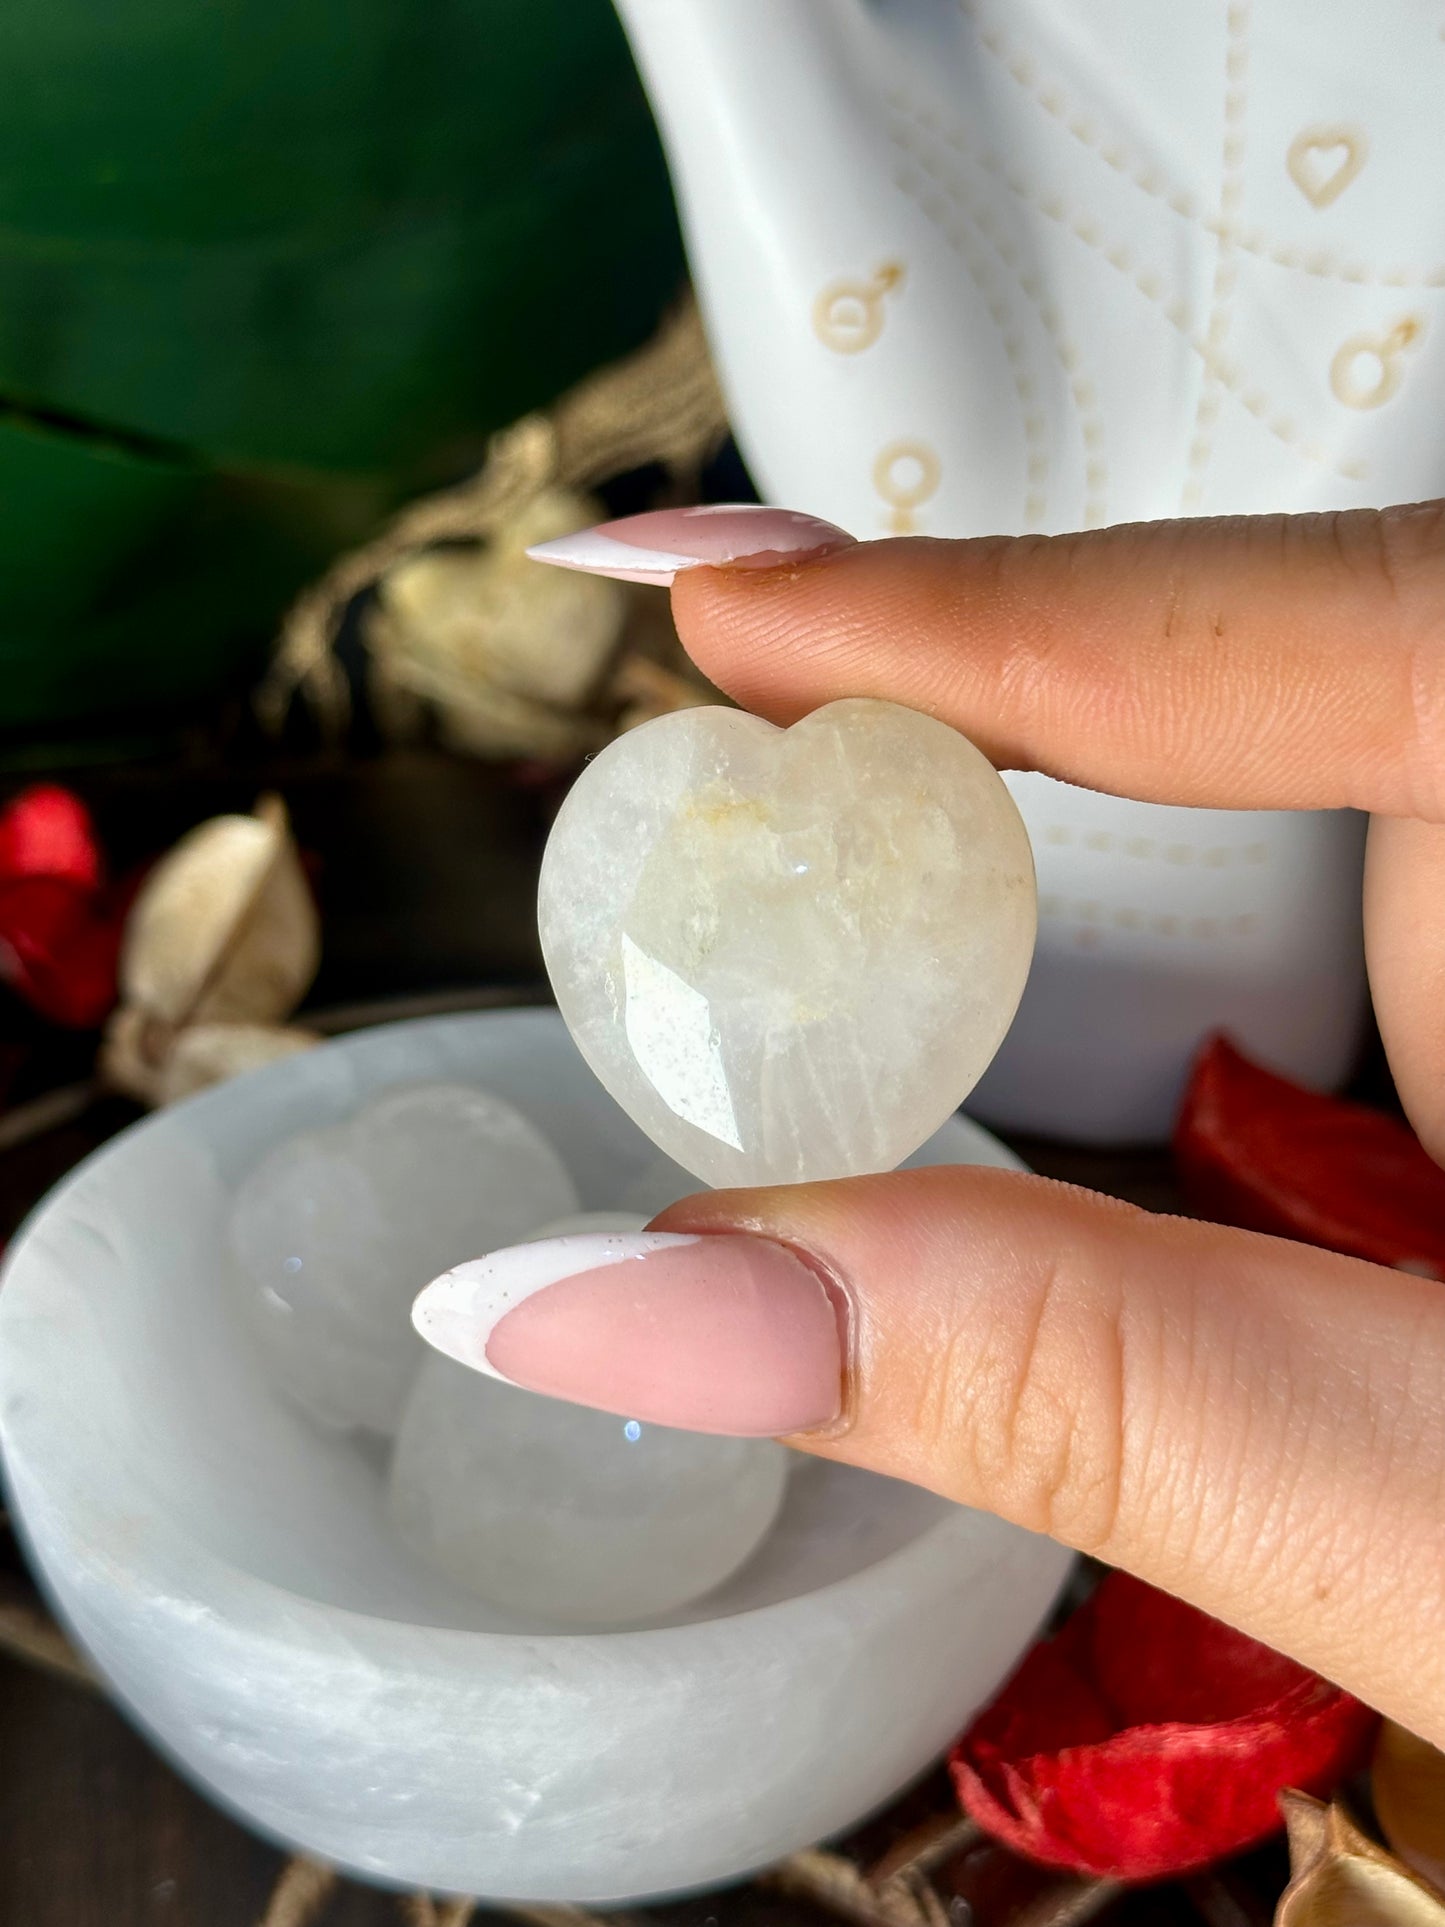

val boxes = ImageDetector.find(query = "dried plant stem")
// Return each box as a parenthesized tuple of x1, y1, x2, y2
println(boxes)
(769, 1826, 1119, 1927)
(501, 1905, 647, 1927)
(870, 1812, 988, 1884)
(0, 1576, 91, 1687)
(766, 1847, 932, 1927)
(258, 1857, 337, 1927)
(0, 1079, 96, 1151)
(0, 993, 543, 1178)
(869, 1815, 990, 1927)
(402, 1898, 476, 1927)
(1011, 1880, 1119, 1927)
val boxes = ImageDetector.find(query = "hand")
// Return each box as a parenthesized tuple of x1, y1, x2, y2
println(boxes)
(438, 503, 1445, 1745)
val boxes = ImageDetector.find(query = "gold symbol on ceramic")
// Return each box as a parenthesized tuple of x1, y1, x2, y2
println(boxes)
(1330, 316, 1423, 410)
(813, 262, 906, 354)
(1286, 126, 1367, 209)
(873, 440, 941, 533)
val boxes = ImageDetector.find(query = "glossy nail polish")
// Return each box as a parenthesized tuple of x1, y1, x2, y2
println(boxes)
(526, 504, 855, 586)
(412, 1230, 843, 1438)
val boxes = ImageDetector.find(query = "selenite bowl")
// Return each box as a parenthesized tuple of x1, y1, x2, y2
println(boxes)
(0, 1009, 1071, 1901)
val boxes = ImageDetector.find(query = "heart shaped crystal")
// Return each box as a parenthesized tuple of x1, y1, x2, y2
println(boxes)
(539, 698, 1036, 1188)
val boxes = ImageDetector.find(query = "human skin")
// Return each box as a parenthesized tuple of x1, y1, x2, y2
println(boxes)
(436, 502, 1445, 1747)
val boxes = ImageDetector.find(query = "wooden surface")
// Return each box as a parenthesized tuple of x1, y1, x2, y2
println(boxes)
(0, 745, 1299, 1926)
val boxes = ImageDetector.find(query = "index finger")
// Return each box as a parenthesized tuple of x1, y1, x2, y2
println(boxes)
(670, 503, 1445, 821)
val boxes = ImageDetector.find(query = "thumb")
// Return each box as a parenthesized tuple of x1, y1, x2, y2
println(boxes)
(414, 1165, 1445, 1743)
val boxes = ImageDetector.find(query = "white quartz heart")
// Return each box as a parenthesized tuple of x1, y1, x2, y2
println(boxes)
(390, 1207, 790, 1624)
(539, 698, 1036, 1187)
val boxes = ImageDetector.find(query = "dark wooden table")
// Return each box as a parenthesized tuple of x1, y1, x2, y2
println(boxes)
(0, 744, 1304, 1927)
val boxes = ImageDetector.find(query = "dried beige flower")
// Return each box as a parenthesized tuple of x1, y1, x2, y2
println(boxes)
(367, 489, 626, 761)
(103, 795, 321, 1105)
(106, 1013, 320, 1107)
(1374, 1724, 1445, 1899)
(1277, 1792, 1445, 1927)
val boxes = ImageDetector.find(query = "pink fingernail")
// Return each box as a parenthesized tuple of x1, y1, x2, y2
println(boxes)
(525, 504, 855, 586)
(411, 1231, 844, 1437)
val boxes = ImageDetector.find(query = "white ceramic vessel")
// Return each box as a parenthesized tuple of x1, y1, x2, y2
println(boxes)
(612, 0, 1445, 1136)
(0, 1009, 1070, 1901)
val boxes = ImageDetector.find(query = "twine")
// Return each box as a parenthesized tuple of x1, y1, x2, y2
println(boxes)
(401, 1895, 475, 1927)
(0, 1582, 92, 1687)
(258, 1858, 337, 1927)
(256, 294, 728, 739)
(490, 1905, 639, 1927)
(765, 1829, 1118, 1927)
(767, 1847, 920, 1927)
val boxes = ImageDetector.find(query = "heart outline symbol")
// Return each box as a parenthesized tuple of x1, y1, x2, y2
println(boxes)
(1286, 126, 1367, 210)
(538, 697, 1038, 1188)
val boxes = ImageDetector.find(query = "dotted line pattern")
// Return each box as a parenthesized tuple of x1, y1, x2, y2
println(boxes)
(921, 168, 1110, 527)
(1038, 825, 1271, 867)
(1039, 892, 1261, 946)
(890, 162, 1102, 529)
(964, 0, 1445, 290)
(1182, 1, 1251, 512)
(892, 174, 1051, 528)
(892, 161, 1108, 525)
(886, 92, 1366, 481)
(964, 3, 1205, 219)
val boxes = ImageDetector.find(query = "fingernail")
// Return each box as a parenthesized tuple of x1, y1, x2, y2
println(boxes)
(411, 1231, 843, 1437)
(525, 504, 855, 586)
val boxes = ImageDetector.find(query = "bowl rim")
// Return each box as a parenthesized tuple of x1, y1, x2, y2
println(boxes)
(0, 1004, 1045, 1659)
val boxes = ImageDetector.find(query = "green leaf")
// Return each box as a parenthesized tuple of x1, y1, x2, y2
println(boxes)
(0, 0, 686, 736)
(0, 415, 386, 731)
(0, 412, 195, 630)
(0, 0, 683, 474)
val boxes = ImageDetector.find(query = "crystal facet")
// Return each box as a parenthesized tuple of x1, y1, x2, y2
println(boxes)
(228, 1080, 578, 1434)
(539, 698, 1037, 1186)
(388, 1350, 789, 1627)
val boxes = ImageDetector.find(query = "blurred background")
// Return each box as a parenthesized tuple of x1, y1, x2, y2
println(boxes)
(0, 0, 761, 1085)
(0, 5, 1431, 1924)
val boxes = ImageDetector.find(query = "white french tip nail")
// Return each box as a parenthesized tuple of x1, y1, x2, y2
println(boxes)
(410, 1231, 700, 1381)
(524, 530, 696, 585)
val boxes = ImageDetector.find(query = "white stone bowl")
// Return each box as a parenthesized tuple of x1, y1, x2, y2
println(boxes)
(0, 1009, 1071, 1902)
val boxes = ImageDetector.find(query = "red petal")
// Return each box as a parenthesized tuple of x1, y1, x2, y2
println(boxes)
(1083, 1570, 1307, 1727)
(1174, 1034, 1445, 1277)
(951, 1573, 1377, 1882)
(0, 785, 101, 890)
(0, 876, 124, 1028)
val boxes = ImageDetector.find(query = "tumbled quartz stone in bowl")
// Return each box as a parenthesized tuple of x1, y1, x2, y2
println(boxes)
(227, 1081, 579, 1435)
(389, 1205, 792, 1627)
(389, 1352, 789, 1627)
(0, 1009, 1071, 1900)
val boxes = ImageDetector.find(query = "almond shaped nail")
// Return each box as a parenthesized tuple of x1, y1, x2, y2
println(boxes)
(525, 504, 855, 586)
(411, 1230, 843, 1438)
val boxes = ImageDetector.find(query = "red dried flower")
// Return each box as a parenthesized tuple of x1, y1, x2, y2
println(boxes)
(0, 783, 101, 891)
(1175, 1034, 1445, 1277)
(0, 786, 125, 1028)
(951, 1571, 1378, 1882)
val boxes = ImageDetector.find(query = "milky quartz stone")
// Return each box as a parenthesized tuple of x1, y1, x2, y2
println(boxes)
(228, 1081, 578, 1434)
(389, 1207, 791, 1628)
(539, 698, 1037, 1188)
(388, 1351, 789, 1627)
(0, 1010, 1071, 1900)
